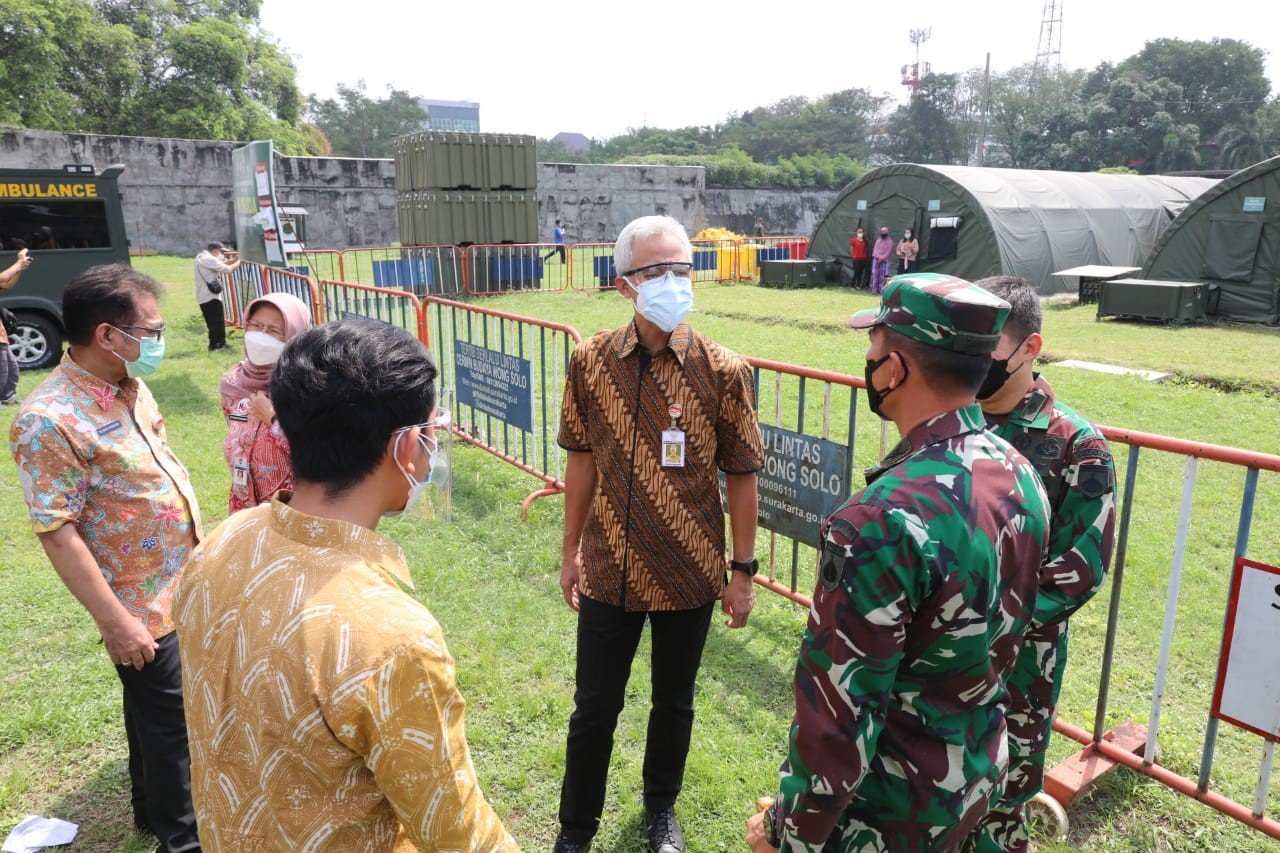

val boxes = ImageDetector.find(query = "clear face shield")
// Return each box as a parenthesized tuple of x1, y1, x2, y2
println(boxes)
(387, 390, 454, 523)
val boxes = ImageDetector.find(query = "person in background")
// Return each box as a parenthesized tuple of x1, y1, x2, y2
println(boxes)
(967, 275, 1117, 853)
(10, 264, 202, 852)
(193, 242, 240, 351)
(896, 227, 919, 274)
(553, 214, 764, 853)
(0, 247, 33, 404)
(753, 218, 766, 238)
(175, 318, 517, 851)
(219, 292, 313, 513)
(544, 219, 568, 263)
(870, 226, 894, 293)
(746, 274, 1049, 852)
(848, 227, 869, 289)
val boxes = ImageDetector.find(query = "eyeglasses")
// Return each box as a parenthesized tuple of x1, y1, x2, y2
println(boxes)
(621, 261, 694, 284)
(113, 323, 165, 342)
(245, 319, 286, 338)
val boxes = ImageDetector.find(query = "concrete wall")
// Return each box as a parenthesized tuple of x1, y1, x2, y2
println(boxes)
(536, 163, 704, 244)
(2, 129, 839, 252)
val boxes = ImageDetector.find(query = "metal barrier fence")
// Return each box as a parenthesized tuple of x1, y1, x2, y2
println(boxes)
(422, 296, 581, 512)
(338, 245, 466, 297)
(263, 265, 323, 324)
(463, 243, 573, 295)
(215, 262, 322, 326)
(1043, 428, 1280, 839)
(286, 249, 343, 282)
(317, 278, 426, 343)
(737, 234, 811, 281)
(567, 242, 618, 291)
(691, 238, 740, 285)
(736, 356, 864, 603)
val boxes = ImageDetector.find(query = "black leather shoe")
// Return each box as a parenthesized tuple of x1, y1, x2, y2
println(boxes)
(646, 806, 685, 853)
(552, 833, 592, 853)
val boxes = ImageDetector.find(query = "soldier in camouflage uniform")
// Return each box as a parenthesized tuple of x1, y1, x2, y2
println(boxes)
(747, 273, 1051, 853)
(966, 276, 1117, 852)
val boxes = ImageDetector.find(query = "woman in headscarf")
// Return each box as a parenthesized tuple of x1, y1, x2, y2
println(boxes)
(871, 227, 895, 293)
(219, 292, 312, 513)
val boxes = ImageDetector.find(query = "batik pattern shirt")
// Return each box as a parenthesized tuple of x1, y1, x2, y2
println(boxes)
(221, 395, 293, 513)
(557, 321, 764, 611)
(174, 496, 516, 852)
(9, 352, 201, 639)
(773, 405, 1049, 852)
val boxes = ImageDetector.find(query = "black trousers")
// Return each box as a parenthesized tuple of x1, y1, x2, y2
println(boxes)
(198, 298, 225, 348)
(558, 595, 714, 840)
(851, 258, 869, 288)
(116, 630, 200, 852)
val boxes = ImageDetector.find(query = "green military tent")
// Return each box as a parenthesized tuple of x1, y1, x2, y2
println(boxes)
(1141, 156, 1280, 324)
(809, 164, 1217, 295)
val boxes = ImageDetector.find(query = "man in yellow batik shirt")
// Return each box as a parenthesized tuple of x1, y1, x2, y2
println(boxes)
(174, 318, 516, 851)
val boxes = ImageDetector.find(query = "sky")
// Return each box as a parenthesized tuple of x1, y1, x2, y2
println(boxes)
(258, 0, 1280, 142)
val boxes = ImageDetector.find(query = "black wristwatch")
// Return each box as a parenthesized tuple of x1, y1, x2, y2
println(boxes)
(729, 557, 759, 576)
(763, 803, 781, 848)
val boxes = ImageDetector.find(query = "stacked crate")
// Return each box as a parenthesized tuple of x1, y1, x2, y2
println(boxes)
(393, 131, 538, 246)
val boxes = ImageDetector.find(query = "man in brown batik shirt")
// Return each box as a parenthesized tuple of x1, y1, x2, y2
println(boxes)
(553, 215, 764, 853)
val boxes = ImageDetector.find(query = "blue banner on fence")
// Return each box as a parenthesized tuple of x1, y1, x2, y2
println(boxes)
(453, 339, 535, 433)
(752, 424, 850, 547)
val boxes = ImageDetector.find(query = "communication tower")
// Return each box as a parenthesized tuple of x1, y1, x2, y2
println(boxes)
(901, 28, 932, 97)
(1035, 0, 1063, 72)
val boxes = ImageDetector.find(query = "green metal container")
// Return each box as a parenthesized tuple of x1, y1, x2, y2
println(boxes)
(1097, 278, 1211, 322)
(759, 259, 824, 288)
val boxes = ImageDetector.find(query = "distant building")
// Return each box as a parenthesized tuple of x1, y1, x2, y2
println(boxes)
(553, 132, 592, 153)
(418, 99, 480, 133)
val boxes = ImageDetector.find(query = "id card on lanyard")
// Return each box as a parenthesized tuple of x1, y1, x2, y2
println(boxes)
(661, 402, 685, 467)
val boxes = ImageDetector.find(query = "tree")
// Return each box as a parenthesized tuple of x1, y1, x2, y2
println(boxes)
(874, 73, 964, 165)
(1117, 38, 1271, 146)
(984, 64, 1086, 168)
(307, 82, 429, 158)
(0, 0, 324, 153)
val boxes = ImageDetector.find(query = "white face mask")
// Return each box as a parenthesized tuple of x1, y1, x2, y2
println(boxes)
(383, 427, 439, 518)
(629, 271, 693, 333)
(244, 331, 286, 366)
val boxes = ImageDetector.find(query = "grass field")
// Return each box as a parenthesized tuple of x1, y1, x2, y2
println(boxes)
(2, 257, 1279, 851)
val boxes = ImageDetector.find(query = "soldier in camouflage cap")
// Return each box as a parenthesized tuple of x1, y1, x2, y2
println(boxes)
(748, 272, 1051, 852)
(967, 277, 1116, 853)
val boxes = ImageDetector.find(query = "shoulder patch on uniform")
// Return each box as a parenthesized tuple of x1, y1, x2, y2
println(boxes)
(1075, 446, 1112, 462)
(819, 517, 858, 592)
(1075, 462, 1115, 498)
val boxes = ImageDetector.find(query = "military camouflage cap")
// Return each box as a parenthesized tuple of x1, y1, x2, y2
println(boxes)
(848, 272, 1010, 354)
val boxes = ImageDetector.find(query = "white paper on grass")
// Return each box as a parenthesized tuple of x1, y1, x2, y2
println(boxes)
(2, 815, 78, 853)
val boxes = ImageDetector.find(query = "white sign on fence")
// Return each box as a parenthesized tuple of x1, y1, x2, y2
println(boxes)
(1211, 556, 1280, 741)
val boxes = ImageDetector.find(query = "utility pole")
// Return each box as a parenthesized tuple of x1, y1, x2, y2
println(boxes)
(974, 53, 992, 166)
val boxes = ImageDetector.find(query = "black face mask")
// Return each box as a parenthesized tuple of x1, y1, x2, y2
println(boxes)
(864, 353, 907, 419)
(977, 337, 1029, 400)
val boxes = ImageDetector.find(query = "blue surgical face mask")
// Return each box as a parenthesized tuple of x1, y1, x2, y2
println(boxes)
(628, 271, 693, 333)
(384, 428, 438, 518)
(112, 327, 165, 378)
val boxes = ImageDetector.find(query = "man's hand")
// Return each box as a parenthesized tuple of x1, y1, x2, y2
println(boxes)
(249, 390, 275, 424)
(745, 810, 779, 852)
(99, 612, 158, 670)
(560, 548, 582, 611)
(722, 567, 756, 628)
(16, 248, 31, 269)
